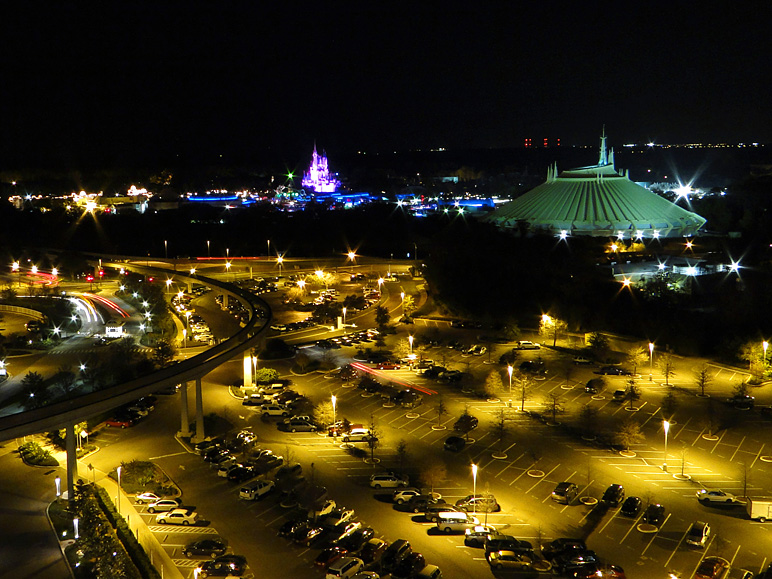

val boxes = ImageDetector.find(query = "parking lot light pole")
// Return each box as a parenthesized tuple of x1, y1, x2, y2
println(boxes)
(331, 395, 337, 439)
(117, 466, 122, 514)
(663, 420, 670, 472)
(649, 342, 655, 382)
(408, 335, 413, 356)
(472, 463, 478, 517)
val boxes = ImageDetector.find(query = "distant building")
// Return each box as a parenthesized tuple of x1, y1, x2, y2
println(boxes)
(302, 144, 341, 193)
(105, 320, 124, 338)
(487, 130, 707, 238)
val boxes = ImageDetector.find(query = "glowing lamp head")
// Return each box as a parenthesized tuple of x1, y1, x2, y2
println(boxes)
(190, 268, 196, 275)
(617, 232, 624, 240)
(52, 268, 58, 276)
(315, 269, 324, 278)
(675, 184, 691, 198)
(621, 278, 631, 287)
(729, 261, 740, 272)
(277, 256, 283, 264)
(658, 263, 666, 270)
(11, 261, 19, 271)
(31, 265, 38, 274)
(559, 230, 568, 240)
(610, 243, 618, 252)
(347, 251, 356, 261)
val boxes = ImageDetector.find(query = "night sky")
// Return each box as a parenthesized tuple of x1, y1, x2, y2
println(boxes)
(1, 2, 769, 168)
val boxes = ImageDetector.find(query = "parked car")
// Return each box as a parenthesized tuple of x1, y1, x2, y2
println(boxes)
(464, 525, 499, 547)
(598, 366, 632, 376)
(135, 492, 162, 504)
(686, 521, 711, 547)
(601, 484, 625, 507)
(573, 357, 593, 365)
(342, 427, 374, 443)
(487, 550, 533, 570)
(381, 539, 411, 572)
(239, 479, 274, 500)
(183, 538, 227, 558)
(315, 546, 349, 569)
(261, 404, 289, 418)
(370, 473, 408, 488)
(258, 383, 286, 396)
(553, 550, 599, 575)
(443, 436, 466, 452)
(377, 362, 401, 370)
(620, 496, 642, 517)
(321, 509, 356, 528)
(642, 503, 666, 527)
(612, 389, 627, 402)
(515, 341, 540, 350)
(551, 482, 579, 504)
(359, 538, 388, 564)
(696, 489, 738, 504)
(393, 488, 421, 505)
(541, 538, 587, 561)
(156, 508, 198, 526)
(106, 416, 135, 428)
(726, 394, 755, 410)
(325, 557, 363, 579)
(146, 498, 181, 513)
(195, 554, 247, 578)
(227, 466, 256, 483)
(405, 495, 445, 513)
(337, 527, 375, 553)
(484, 535, 533, 556)
(278, 418, 318, 433)
(455, 494, 500, 513)
(694, 556, 730, 579)
(424, 503, 456, 522)
(242, 394, 267, 406)
(391, 552, 426, 579)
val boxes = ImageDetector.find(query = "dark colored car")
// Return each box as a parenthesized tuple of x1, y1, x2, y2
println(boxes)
(601, 484, 625, 507)
(295, 524, 325, 546)
(314, 546, 348, 569)
(277, 419, 318, 433)
(727, 395, 755, 410)
(227, 466, 256, 483)
(382, 539, 412, 571)
(519, 360, 546, 375)
(278, 518, 307, 539)
(392, 389, 423, 408)
(337, 527, 375, 553)
(541, 538, 587, 561)
(598, 366, 632, 376)
(444, 436, 466, 452)
(571, 564, 627, 578)
(620, 496, 642, 517)
(484, 535, 533, 556)
(360, 538, 388, 564)
(391, 552, 426, 579)
(183, 538, 227, 558)
(643, 503, 666, 526)
(553, 550, 599, 575)
(196, 555, 247, 578)
(404, 496, 446, 514)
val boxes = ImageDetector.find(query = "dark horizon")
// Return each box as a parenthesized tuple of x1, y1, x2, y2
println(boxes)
(2, 3, 770, 170)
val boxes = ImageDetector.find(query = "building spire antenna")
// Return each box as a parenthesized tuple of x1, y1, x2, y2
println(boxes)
(598, 125, 608, 166)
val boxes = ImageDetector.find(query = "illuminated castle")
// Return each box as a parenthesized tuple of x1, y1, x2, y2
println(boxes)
(302, 144, 340, 193)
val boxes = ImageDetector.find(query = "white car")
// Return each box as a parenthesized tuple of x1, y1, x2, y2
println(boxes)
(515, 341, 541, 350)
(135, 492, 162, 504)
(156, 508, 199, 526)
(146, 498, 181, 513)
(370, 473, 408, 489)
(696, 489, 738, 504)
(216, 460, 241, 477)
(393, 488, 421, 505)
(321, 508, 356, 527)
(258, 383, 286, 396)
(261, 404, 289, 418)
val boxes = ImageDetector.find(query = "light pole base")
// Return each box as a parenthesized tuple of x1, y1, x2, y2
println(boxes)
(662, 464, 668, 472)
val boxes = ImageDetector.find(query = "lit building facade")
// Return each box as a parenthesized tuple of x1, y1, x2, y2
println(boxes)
(302, 144, 340, 193)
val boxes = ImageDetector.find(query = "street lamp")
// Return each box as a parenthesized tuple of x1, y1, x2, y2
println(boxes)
(342, 307, 347, 327)
(55, 476, 61, 497)
(663, 420, 670, 472)
(165, 278, 172, 294)
(116, 466, 122, 513)
(377, 277, 384, 299)
(507, 365, 513, 395)
(408, 335, 413, 356)
(184, 311, 192, 349)
(331, 395, 337, 437)
(471, 464, 478, 516)
(252, 355, 257, 387)
(297, 279, 306, 293)
(277, 256, 283, 278)
(649, 342, 655, 382)
(763, 341, 769, 375)
(73, 518, 79, 539)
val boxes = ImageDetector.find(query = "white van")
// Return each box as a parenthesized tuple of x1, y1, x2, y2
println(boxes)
(436, 511, 480, 534)
(325, 557, 363, 579)
(239, 479, 274, 500)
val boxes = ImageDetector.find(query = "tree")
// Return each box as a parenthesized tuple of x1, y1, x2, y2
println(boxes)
(21, 371, 50, 410)
(402, 294, 416, 319)
(578, 404, 599, 437)
(374, 305, 390, 330)
(367, 414, 380, 462)
(454, 408, 478, 441)
(543, 392, 565, 424)
(484, 370, 503, 398)
(421, 460, 447, 497)
(557, 358, 575, 387)
(395, 439, 408, 476)
(254, 367, 280, 383)
(626, 345, 648, 376)
(539, 315, 567, 347)
(703, 398, 720, 437)
(394, 338, 411, 362)
(615, 418, 644, 452)
(588, 332, 610, 361)
(435, 396, 447, 426)
(152, 338, 176, 367)
(659, 353, 676, 386)
(313, 400, 335, 428)
(55, 365, 77, 396)
(694, 364, 712, 396)
(661, 390, 678, 418)
(733, 381, 751, 399)
(517, 371, 532, 411)
(491, 408, 508, 451)
(739, 341, 765, 379)
(626, 378, 641, 410)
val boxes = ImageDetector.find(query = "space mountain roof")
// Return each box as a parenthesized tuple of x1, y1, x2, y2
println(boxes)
(487, 132, 706, 238)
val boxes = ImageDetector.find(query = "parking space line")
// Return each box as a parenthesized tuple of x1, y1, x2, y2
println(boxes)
(597, 504, 619, 534)
(619, 513, 643, 544)
(526, 464, 559, 494)
(663, 526, 690, 567)
(710, 431, 727, 453)
(751, 444, 766, 470)
(640, 512, 670, 556)
(728, 435, 747, 462)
